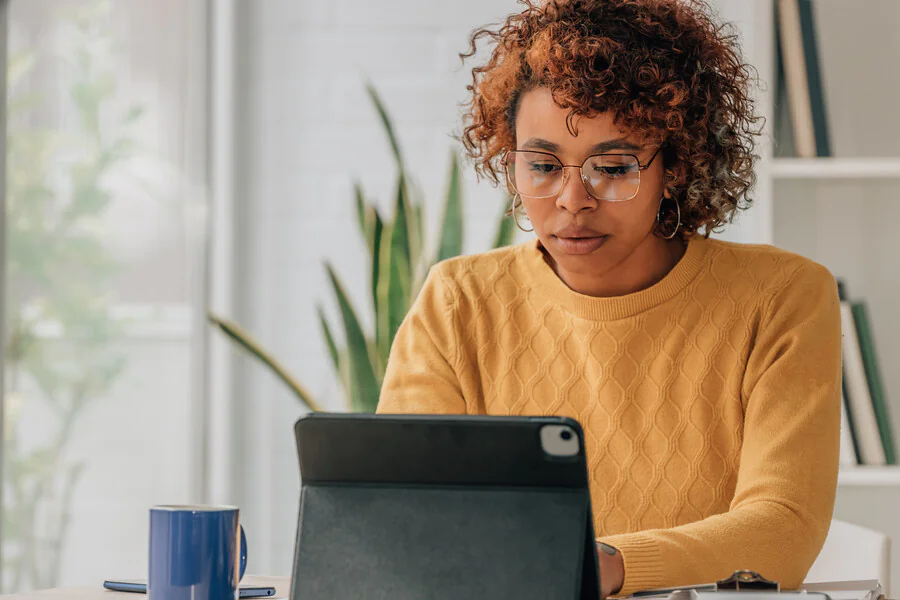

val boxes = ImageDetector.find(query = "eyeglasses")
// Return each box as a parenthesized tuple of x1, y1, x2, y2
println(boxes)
(503, 146, 662, 202)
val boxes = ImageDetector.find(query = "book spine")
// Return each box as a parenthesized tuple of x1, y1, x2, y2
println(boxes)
(772, 4, 793, 157)
(840, 302, 887, 465)
(852, 302, 896, 465)
(797, 0, 832, 157)
(840, 386, 860, 466)
(777, 0, 817, 158)
(842, 372, 862, 465)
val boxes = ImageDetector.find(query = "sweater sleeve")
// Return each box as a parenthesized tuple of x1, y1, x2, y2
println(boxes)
(376, 262, 468, 415)
(600, 260, 842, 597)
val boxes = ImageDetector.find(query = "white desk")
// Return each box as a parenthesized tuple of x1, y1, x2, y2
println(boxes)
(0, 576, 291, 600)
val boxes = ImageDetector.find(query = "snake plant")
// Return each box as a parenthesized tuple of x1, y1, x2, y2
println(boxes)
(208, 82, 516, 413)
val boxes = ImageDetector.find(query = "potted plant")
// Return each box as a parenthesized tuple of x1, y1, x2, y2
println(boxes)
(209, 82, 515, 413)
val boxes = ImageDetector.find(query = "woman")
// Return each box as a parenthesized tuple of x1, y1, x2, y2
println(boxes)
(376, 0, 842, 598)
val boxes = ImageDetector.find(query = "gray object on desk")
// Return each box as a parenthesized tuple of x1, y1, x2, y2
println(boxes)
(678, 594, 832, 600)
(627, 584, 883, 600)
(288, 413, 600, 600)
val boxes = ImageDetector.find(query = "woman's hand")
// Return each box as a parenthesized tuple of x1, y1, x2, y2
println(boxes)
(597, 542, 625, 599)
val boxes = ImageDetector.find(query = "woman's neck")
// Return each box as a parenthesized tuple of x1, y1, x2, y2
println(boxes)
(542, 235, 688, 298)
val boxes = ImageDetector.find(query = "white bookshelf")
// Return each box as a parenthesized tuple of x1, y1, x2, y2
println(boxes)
(736, 0, 900, 590)
(839, 466, 900, 487)
(772, 157, 900, 180)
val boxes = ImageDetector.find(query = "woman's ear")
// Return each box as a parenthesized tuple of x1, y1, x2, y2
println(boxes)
(662, 165, 674, 200)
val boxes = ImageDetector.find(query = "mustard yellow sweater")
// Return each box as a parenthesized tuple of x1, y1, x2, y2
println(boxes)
(376, 235, 842, 596)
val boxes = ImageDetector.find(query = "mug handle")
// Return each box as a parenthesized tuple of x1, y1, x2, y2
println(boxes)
(239, 525, 248, 581)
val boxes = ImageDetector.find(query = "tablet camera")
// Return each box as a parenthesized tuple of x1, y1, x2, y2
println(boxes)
(539, 424, 580, 458)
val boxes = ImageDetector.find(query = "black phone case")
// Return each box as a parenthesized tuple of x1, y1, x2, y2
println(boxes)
(289, 413, 600, 600)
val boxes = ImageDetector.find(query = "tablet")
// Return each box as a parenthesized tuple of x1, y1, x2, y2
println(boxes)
(289, 413, 600, 600)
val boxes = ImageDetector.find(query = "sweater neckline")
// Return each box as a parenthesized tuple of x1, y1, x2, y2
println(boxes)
(520, 234, 710, 321)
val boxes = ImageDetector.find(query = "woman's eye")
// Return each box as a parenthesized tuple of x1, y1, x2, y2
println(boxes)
(595, 165, 634, 177)
(528, 162, 560, 175)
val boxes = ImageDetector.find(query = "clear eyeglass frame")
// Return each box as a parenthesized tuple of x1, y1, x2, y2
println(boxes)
(502, 145, 662, 203)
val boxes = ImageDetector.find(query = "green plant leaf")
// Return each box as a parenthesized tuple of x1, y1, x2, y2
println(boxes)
(11, 448, 55, 479)
(413, 201, 425, 264)
(437, 152, 464, 261)
(317, 304, 340, 377)
(356, 200, 386, 357)
(365, 80, 403, 172)
(369, 206, 384, 347)
(8, 92, 42, 115)
(354, 180, 366, 239)
(120, 105, 144, 125)
(374, 221, 407, 369)
(335, 347, 352, 398)
(207, 312, 323, 412)
(375, 231, 394, 371)
(408, 200, 427, 301)
(493, 194, 517, 249)
(67, 163, 110, 219)
(382, 178, 413, 350)
(361, 200, 385, 269)
(368, 338, 386, 385)
(8, 51, 36, 89)
(403, 177, 423, 264)
(325, 264, 381, 412)
(391, 175, 412, 266)
(71, 185, 111, 219)
(104, 137, 138, 163)
(71, 82, 99, 133)
(385, 235, 412, 359)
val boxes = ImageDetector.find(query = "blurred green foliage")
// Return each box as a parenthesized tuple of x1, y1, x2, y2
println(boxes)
(209, 82, 516, 413)
(2, 1, 143, 591)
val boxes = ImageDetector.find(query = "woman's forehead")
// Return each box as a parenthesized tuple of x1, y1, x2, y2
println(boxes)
(514, 87, 641, 152)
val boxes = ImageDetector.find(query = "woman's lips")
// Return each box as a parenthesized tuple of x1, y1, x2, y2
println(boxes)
(553, 235, 608, 255)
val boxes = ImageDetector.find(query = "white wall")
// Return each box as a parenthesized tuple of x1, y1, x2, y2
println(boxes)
(230, 0, 525, 574)
(230, 0, 767, 576)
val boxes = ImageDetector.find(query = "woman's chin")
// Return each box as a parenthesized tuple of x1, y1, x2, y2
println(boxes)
(542, 240, 614, 274)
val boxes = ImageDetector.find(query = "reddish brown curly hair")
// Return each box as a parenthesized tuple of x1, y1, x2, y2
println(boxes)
(457, 0, 764, 238)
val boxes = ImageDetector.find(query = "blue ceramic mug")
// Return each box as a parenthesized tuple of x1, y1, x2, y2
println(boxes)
(148, 505, 248, 600)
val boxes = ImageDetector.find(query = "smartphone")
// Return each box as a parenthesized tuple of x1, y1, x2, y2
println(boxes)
(103, 580, 276, 597)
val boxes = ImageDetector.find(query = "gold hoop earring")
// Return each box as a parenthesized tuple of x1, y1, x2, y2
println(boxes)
(657, 195, 681, 240)
(511, 193, 534, 233)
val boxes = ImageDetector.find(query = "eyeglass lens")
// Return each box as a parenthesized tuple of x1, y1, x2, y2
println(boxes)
(507, 151, 641, 202)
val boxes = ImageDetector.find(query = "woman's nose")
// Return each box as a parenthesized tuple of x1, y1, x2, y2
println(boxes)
(555, 166, 598, 213)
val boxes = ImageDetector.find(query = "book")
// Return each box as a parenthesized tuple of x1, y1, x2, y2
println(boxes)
(772, 2, 793, 157)
(851, 302, 896, 464)
(776, 0, 817, 157)
(840, 302, 886, 465)
(836, 281, 861, 466)
(796, 0, 832, 156)
(839, 389, 859, 466)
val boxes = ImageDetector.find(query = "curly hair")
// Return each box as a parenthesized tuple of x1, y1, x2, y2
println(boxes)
(457, 0, 764, 238)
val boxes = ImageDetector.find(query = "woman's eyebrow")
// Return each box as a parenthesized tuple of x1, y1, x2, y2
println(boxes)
(588, 138, 642, 153)
(520, 137, 642, 153)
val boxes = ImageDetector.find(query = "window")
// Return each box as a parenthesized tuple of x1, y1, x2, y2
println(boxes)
(2, 0, 208, 591)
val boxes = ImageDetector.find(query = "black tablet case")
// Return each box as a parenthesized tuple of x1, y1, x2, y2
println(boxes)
(289, 413, 600, 600)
